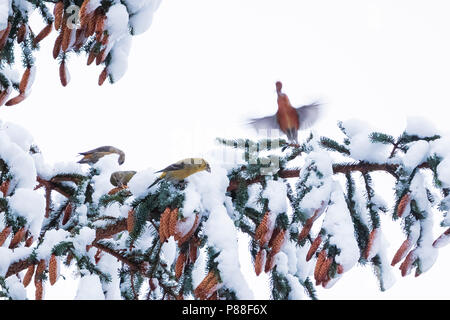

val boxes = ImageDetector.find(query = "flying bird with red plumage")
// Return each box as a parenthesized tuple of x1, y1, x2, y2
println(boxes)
(248, 81, 322, 143)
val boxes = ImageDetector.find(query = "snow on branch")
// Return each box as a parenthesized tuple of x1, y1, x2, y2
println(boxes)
(0, 117, 450, 300)
(0, 0, 161, 106)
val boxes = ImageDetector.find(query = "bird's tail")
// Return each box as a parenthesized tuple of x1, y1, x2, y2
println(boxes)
(77, 153, 95, 164)
(286, 128, 298, 144)
(77, 157, 89, 164)
(148, 177, 162, 189)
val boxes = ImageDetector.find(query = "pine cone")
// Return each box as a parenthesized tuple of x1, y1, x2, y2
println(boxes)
(101, 33, 109, 46)
(34, 259, 46, 285)
(33, 23, 52, 46)
(317, 256, 333, 285)
(269, 229, 286, 255)
(159, 207, 171, 243)
(0, 179, 9, 196)
(108, 186, 122, 195)
(391, 238, 412, 266)
(175, 252, 186, 279)
(306, 235, 322, 261)
(5, 94, 26, 106)
(17, 23, 27, 44)
(177, 214, 200, 246)
(363, 228, 378, 260)
(79, 0, 91, 28)
(264, 251, 275, 273)
(86, 12, 97, 37)
(188, 237, 199, 263)
(399, 249, 417, 277)
(65, 252, 74, 266)
(298, 204, 326, 242)
(23, 264, 35, 287)
(59, 60, 69, 87)
(433, 227, 450, 248)
(61, 21, 72, 52)
(149, 278, 158, 291)
(267, 227, 280, 248)
(9, 227, 26, 249)
(202, 273, 219, 300)
(194, 271, 217, 300)
(298, 219, 313, 242)
(96, 47, 107, 65)
(254, 248, 265, 276)
(0, 22, 12, 51)
(35, 280, 43, 300)
(95, 14, 106, 37)
(127, 209, 135, 233)
(397, 193, 410, 218)
(94, 249, 102, 264)
(255, 211, 271, 247)
(0, 226, 11, 247)
(207, 292, 218, 300)
(49, 254, 58, 285)
(314, 250, 327, 284)
(98, 68, 108, 86)
(73, 29, 86, 50)
(87, 49, 97, 65)
(53, 33, 62, 59)
(25, 236, 34, 247)
(54, 2, 64, 31)
(62, 202, 72, 225)
(168, 208, 179, 238)
(19, 67, 31, 94)
(0, 88, 11, 106)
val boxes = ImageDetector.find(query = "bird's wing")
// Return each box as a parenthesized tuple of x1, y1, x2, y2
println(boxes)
(295, 103, 321, 130)
(155, 162, 186, 173)
(79, 146, 114, 155)
(247, 113, 279, 131)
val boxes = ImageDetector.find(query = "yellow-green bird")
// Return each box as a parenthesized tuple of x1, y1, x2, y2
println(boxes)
(78, 146, 125, 165)
(110, 170, 137, 187)
(148, 158, 211, 189)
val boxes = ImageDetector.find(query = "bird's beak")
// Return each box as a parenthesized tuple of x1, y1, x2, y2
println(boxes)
(206, 164, 211, 173)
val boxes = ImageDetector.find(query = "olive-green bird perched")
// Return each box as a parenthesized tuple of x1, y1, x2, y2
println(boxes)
(148, 158, 211, 189)
(110, 170, 137, 187)
(78, 146, 125, 165)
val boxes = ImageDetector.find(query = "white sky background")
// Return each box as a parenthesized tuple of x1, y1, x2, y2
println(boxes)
(3, 0, 450, 299)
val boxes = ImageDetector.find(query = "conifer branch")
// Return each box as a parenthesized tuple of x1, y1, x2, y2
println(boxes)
(5, 257, 35, 278)
(228, 161, 432, 192)
(92, 242, 140, 272)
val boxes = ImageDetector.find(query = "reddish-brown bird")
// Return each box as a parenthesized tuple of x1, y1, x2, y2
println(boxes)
(249, 81, 321, 143)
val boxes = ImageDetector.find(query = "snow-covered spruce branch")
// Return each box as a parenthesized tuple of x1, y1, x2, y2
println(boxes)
(227, 162, 415, 192)
(0, 0, 161, 106)
(1, 118, 450, 299)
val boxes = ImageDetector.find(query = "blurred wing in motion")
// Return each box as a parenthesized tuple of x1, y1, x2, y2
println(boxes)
(247, 113, 280, 131)
(296, 102, 322, 130)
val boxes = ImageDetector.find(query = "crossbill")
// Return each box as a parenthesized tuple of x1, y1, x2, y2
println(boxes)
(110, 170, 137, 187)
(148, 158, 211, 189)
(248, 81, 321, 143)
(78, 146, 125, 165)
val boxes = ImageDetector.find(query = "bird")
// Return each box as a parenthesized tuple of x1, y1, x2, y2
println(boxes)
(77, 146, 125, 165)
(148, 158, 211, 189)
(110, 170, 137, 187)
(248, 81, 321, 144)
